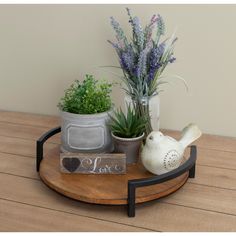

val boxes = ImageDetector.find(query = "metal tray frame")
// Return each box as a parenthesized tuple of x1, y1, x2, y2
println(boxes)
(36, 126, 196, 217)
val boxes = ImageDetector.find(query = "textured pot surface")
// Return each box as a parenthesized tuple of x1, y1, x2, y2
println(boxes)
(112, 133, 144, 164)
(61, 110, 113, 153)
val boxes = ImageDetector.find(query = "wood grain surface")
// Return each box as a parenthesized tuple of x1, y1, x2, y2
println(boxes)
(0, 111, 236, 231)
(40, 147, 189, 204)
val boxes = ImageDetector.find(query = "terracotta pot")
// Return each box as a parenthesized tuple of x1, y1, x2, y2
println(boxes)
(111, 133, 144, 164)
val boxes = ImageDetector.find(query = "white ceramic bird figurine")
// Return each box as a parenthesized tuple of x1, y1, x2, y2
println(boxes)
(141, 123, 202, 175)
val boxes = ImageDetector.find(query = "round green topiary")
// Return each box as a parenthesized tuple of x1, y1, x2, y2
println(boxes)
(58, 74, 113, 114)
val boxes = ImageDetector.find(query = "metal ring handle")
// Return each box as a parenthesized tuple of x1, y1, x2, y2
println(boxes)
(36, 126, 61, 171)
(127, 145, 197, 217)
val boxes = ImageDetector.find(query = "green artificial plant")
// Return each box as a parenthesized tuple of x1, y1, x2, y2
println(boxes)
(58, 74, 112, 114)
(109, 104, 148, 138)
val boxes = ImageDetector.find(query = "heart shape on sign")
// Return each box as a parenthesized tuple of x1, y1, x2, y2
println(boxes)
(62, 157, 81, 173)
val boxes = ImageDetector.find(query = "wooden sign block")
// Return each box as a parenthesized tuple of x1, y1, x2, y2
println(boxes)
(60, 152, 126, 174)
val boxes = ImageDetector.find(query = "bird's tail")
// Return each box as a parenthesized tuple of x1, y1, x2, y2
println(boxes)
(179, 123, 202, 148)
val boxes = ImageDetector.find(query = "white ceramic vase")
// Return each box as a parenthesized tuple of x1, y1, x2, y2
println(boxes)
(124, 95, 160, 131)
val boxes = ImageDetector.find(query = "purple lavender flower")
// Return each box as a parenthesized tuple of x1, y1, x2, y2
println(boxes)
(147, 43, 165, 82)
(110, 17, 127, 49)
(147, 68, 157, 84)
(120, 46, 135, 74)
(150, 14, 158, 25)
(150, 43, 165, 67)
(148, 14, 158, 30)
(136, 47, 149, 78)
(133, 16, 144, 50)
(144, 15, 158, 46)
(157, 14, 165, 36)
(120, 56, 128, 72)
(108, 8, 177, 98)
(110, 17, 123, 39)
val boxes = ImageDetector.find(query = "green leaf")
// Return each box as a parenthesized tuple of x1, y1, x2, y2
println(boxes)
(58, 75, 113, 114)
(109, 104, 147, 138)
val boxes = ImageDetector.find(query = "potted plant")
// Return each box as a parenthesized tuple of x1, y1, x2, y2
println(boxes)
(58, 74, 113, 153)
(109, 105, 147, 164)
(108, 8, 183, 134)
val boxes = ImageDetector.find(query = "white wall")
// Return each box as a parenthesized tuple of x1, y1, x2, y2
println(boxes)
(0, 5, 235, 137)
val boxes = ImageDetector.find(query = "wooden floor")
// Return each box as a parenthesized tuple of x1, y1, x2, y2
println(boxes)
(0, 111, 236, 232)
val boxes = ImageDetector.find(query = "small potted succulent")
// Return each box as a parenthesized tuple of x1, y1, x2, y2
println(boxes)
(58, 74, 113, 153)
(109, 105, 147, 164)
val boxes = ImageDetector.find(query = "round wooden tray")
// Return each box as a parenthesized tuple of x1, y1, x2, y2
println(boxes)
(40, 145, 189, 205)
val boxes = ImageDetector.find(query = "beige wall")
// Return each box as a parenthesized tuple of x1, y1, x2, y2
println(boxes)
(0, 4, 235, 137)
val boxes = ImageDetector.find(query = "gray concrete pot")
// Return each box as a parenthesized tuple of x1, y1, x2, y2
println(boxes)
(61, 110, 113, 153)
(111, 133, 144, 164)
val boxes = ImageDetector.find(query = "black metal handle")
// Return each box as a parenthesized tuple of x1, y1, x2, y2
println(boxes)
(127, 145, 197, 217)
(36, 126, 61, 171)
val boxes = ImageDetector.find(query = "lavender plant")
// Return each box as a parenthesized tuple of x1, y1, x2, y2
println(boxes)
(108, 8, 177, 134)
